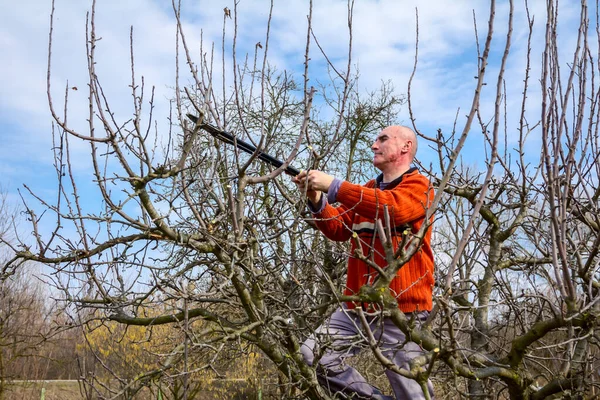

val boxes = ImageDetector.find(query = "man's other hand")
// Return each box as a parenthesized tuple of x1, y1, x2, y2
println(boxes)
(294, 170, 334, 193)
(293, 170, 334, 206)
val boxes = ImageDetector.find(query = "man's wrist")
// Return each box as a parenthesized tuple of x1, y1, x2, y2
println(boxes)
(307, 192, 326, 213)
(327, 178, 344, 204)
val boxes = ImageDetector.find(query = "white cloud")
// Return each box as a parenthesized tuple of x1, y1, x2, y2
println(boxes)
(0, 0, 587, 194)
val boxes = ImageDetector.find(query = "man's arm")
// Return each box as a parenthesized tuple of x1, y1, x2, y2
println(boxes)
(293, 170, 354, 241)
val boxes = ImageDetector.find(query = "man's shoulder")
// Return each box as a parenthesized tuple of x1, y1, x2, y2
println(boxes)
(386, 168, 430, 190)
(363, 179, 377, 188)
(356, 169, 431, 189)
(405, 169, 430, 182)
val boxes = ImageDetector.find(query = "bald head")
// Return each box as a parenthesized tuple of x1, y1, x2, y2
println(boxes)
(381, 125, 418, 160)
(371, 125, 418, 180)
(399, 125, 418, 160)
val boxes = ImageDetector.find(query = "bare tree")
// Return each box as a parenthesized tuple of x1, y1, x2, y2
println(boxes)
(0, 190, 18, 282)
(411, 0, 600, 398)
(0, 189, 62, 398)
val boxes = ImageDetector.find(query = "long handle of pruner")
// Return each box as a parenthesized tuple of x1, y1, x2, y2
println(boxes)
(186, 114, 300, 177)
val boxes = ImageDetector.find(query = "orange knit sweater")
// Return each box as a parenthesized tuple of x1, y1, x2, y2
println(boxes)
(314, 168, 435, 313)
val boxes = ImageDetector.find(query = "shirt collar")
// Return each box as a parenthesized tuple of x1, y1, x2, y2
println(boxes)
(376, 167, 418, 190)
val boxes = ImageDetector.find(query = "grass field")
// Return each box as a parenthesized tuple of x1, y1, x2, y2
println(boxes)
(6, 380, 82, 400)
(5, 379, 269, 399)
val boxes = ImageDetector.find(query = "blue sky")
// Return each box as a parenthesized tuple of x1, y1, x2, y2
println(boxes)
(0, 0, 583, 221)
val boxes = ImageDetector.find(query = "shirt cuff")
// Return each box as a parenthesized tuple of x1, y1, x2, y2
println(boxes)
(307, 193, 327, 213)
(327, 178, 344, 204)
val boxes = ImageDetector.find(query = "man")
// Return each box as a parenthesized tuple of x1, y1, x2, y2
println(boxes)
(293, 125, 435, 399)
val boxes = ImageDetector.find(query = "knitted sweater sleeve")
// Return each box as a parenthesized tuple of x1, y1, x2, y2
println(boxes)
(313, 202, 355, 242)
(336, 173, 431, 225)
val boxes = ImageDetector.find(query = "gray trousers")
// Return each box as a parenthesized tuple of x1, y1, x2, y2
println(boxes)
(301, 307, 435, 400)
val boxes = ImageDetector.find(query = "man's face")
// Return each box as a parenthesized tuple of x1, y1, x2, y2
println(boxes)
(371, 128, 405, 170)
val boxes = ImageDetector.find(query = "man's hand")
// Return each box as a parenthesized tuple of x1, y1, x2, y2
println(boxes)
(293, 170, 334, 207)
